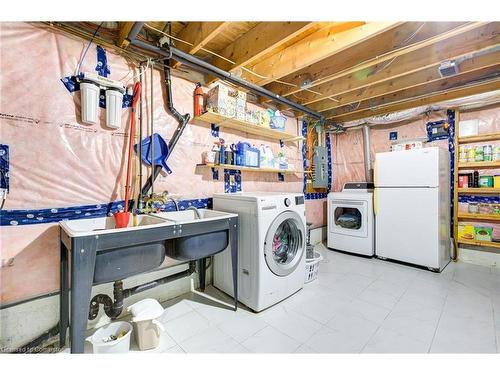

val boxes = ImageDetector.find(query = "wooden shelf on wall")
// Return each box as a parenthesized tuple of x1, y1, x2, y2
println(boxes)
(457, 161, 500, 169)
(197, 163, 304, 174)
(457, 239, 500, 250)
(458, 132, 500, 144)
(194, 111, 304, 142)
(457, 188, 500, 195)
(457, 213, 500, 221)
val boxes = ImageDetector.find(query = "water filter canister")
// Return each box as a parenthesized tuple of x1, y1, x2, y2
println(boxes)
(80, 81, 100, 125)
(105, 89, 124, 129)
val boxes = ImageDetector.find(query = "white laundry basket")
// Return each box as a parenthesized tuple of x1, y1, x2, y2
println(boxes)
(86, 321, 132, 354)
(127, 298, 165, 351)
(304, 251, 322, 283)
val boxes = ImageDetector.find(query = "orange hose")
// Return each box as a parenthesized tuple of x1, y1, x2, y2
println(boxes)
(124, 81, 142, 212)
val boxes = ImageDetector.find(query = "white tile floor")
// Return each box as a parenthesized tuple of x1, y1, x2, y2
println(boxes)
(72, 242, 500, 353)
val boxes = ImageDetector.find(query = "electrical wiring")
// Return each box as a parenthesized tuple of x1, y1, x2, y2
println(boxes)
(75, 22, 104, 76)
(143, 23, 339, 102)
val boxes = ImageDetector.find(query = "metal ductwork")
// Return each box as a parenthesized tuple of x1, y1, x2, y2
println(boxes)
(362, 125, 373, 182)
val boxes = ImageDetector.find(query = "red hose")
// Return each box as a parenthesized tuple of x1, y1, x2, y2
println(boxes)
(124, 81, 142, 212)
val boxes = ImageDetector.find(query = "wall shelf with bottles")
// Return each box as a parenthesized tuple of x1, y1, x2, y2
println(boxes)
(453, 114, 500, 259)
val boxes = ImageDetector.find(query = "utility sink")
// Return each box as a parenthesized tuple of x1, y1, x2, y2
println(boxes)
(151, 209, 236, 261)
(59, 209, 238, 282)
(59, 214, 172, 237)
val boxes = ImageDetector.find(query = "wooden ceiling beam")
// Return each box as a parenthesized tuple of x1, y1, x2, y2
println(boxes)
(324, 65, 500, 118)
(239, 22, 398, 86)
(209, 22, 318, 75)
(117, 22, 135, 49)
(328, 77, 500, 122)
(173, 22, 229, 67)
(309, 46, 500, 113)
(262, 22, 481, 103)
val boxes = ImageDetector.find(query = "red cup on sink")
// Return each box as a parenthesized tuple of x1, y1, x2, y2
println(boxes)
(114, 211, 130, 228)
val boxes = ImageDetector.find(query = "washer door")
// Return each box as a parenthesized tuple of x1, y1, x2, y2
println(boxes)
(264, 211, 305, 277)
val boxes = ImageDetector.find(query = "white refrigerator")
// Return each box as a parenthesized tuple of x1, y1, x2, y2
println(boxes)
(374, 147, 451, 272)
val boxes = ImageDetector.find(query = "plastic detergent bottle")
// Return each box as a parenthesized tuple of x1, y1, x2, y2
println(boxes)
(265, 146, 275, 168)
(259, 144, 268, 167)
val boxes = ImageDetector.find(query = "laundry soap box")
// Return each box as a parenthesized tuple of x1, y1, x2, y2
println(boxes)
(458, 223, 475, 241)
(474, 226, 493, 242)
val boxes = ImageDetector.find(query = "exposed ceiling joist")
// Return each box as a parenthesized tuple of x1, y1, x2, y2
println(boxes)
(216, 22, 316, 70)
(173, 22, 229, 67)
(309, 45, 500, 113)
(240, 22, 397, 86)
(117, 22, 135, 48)
(270, 22, 492, 104)
(207, 21, 318, 82)
(329, 77, 500, 122)
(324, 65, 500, 118)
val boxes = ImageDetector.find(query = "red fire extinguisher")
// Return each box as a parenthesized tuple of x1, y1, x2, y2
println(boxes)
(194, 82, 204, 117)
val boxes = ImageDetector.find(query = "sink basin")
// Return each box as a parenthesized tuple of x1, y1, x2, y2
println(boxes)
(59, 209, 238, 281)
(59, 214, 172, 237)
(151, 208, 233, 223)
(152, 209, 237, 261)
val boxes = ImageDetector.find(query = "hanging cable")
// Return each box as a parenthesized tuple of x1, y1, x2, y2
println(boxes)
(75, 22, 103, 76)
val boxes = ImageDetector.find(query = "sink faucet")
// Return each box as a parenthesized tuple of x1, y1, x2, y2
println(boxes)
(187, 206, 201, 219)
(144, 191, 179, 213)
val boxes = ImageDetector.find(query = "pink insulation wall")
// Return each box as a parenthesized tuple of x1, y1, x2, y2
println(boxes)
(0, 23, 327, 304)
(332, 107, 500, 191)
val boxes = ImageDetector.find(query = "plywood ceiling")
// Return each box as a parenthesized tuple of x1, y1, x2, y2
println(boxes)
(54, 21, 500, 122)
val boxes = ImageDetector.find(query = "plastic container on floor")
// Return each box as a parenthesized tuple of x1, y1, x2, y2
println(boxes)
(86, 321, 132, 354)
(127, 298, 165, 351)
(304, 251, 322, 283)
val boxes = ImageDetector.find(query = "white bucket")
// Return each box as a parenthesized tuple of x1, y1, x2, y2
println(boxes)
(127, 298, 165, 351)
(86, 321, 132, 354)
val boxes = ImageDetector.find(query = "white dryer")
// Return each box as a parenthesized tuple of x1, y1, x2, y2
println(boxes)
(327, 182, 375, 256)
(213, 192, 306, 312)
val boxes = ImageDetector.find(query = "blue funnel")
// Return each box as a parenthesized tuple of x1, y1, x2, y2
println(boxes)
(134, 133, 172, 174)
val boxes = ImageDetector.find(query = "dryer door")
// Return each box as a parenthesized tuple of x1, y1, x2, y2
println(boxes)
(264, 210, 305, 277)
(329, 199, 368, 238)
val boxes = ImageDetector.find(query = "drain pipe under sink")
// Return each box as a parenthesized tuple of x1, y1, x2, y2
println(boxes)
(88, 261, 196, 320)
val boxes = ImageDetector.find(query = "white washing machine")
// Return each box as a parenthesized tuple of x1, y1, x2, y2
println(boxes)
(213, 192, 306, 312)
(327, 182, 375, 256)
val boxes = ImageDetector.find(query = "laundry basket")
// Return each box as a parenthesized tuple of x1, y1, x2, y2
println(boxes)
(304, 251, 322, 283)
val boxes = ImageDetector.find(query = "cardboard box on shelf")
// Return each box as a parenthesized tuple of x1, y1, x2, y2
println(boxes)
(206, 84, 237, 118)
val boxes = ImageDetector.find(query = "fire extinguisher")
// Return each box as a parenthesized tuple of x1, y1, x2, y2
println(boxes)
(194, 82, 204, 117)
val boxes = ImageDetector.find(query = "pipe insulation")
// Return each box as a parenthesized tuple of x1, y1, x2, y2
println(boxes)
(126, 24, 323, 120)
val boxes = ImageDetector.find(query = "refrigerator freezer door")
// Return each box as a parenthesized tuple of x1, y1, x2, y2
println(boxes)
(375, 147, 445, 188)
(375, 187, 449, 270)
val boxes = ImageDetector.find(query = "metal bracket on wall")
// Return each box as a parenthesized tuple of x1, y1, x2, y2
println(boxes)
(211, 168, 219, 180)
(211, 124, 219, 138)
(279, 140, 284, 148)
(278, 172, 284, 182)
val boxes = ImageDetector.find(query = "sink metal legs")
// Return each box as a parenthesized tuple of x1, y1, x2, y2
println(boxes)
(230, 220, 238, 311)
(198, 258, 207, 292)
(59, 216, 239, 353)
(60, 236, 97, 353)
(59, 242, 69, 348)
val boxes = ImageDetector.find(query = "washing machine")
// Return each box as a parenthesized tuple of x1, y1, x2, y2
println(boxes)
(213, 192, 306, 312)
(327, 182, 375, 256)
